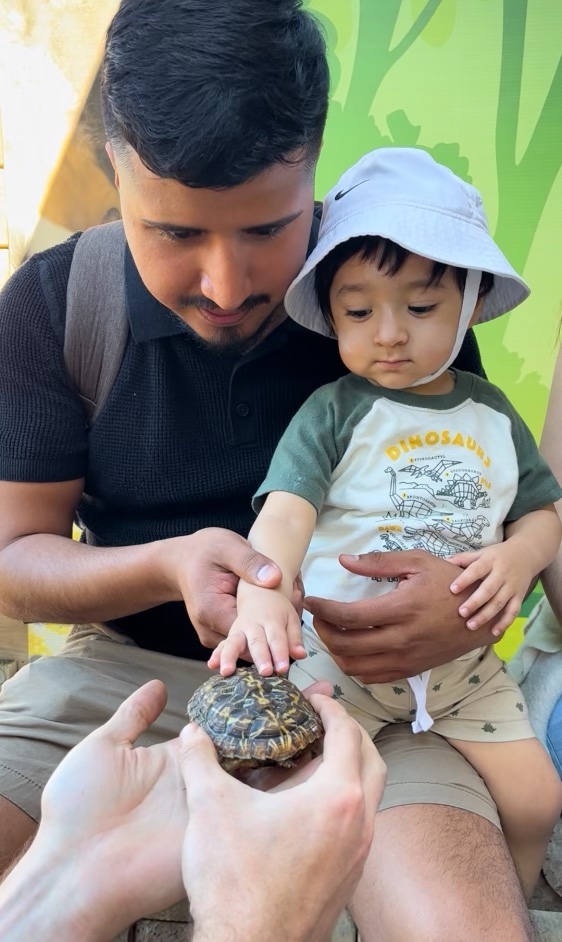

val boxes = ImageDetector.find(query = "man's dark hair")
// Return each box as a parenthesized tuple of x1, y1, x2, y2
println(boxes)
(101, 0, 329, 188)
(315, 235, 495, 330)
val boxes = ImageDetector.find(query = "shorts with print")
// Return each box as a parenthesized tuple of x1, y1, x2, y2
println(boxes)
(0, 623, 500, 828)
(290, 624, 535, 744)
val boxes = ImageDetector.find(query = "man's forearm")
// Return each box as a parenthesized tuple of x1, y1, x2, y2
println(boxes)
(0, 533, 182, 624)
(0, 840, 103, 942)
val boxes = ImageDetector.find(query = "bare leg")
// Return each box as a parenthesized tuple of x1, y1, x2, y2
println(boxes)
(449, 737, 562, 900)
(350, 804, 533, 942)
(0, 797, 37, 877)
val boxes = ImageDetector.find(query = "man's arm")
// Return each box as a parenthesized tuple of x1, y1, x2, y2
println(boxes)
(305, 550, 502, 683)
(0, 479, 282, 647)
(0, 479, 177, 622)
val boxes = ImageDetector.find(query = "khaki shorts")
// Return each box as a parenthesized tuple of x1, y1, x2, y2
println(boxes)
(290, 625, 535, 744)
(0, 624, 500, 828)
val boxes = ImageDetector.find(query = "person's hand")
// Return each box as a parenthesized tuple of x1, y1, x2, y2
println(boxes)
(161, 528, 283, 648)
(34, 681, 187, 941)
(304, 550, 503, 684)
(179, 693, 386, 942)
(208, 587, 306, 676)
(448, 539, 533, 634)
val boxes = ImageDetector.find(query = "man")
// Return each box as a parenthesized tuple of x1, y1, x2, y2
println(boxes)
(0, 0, 533, 937)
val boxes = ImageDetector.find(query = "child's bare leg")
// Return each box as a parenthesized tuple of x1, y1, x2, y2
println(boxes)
(448, 736, 562, 900)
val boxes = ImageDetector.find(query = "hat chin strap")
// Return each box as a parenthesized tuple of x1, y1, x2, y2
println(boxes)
(410, 269, 482, 388)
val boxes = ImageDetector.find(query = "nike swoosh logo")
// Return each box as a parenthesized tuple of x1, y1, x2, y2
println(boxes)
(334, 179, 369, 201)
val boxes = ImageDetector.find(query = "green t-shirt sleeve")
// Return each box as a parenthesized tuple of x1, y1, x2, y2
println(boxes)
(504, 404, 562, 522)
(253, 384, 341, 514)
(469, 374, 562, 520)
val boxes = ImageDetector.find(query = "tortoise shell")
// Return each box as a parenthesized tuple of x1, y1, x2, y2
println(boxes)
(187, 667, 324, 772)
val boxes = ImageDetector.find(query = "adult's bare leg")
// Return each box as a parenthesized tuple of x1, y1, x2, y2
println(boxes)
(350, 804, 533, 942)
(0, 798, 37, 877)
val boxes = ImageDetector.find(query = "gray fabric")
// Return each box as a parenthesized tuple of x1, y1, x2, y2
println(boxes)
(518, 651, 562, 748)
(65, 222, 129, 424)
(509, 596, 562, 748)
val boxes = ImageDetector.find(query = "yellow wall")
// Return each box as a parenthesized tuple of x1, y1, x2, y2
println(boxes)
(0, 0, 119, 276)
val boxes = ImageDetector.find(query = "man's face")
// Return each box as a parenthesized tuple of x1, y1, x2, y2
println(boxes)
(108, 145, 315, 354)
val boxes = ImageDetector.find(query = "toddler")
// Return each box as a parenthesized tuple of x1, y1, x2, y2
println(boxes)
(210, 148, 562, 899)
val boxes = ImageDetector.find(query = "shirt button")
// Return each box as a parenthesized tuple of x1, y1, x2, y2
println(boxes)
(236, 402, 250, 417)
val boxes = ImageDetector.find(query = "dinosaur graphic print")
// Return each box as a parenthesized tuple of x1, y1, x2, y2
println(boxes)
(375, 456, 493, 557)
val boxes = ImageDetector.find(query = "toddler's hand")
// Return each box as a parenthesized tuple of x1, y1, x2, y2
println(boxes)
(448, 540, 532, 636)
(207, 589, 306, 677)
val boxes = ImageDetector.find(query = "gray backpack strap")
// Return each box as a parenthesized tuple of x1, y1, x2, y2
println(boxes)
(65, 221, 129, 425)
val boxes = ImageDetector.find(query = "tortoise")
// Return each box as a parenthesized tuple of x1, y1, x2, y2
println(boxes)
(187, 667, 324, 773)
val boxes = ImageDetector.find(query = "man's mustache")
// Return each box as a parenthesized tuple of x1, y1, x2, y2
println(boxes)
(177, 294, 270, 313)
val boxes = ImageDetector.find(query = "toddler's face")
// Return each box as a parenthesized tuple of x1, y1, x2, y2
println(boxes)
(328, 251, 475, 394)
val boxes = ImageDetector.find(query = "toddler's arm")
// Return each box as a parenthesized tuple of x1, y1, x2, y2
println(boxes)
(208, 492, 317, 676)
(448, 505, 562, 634)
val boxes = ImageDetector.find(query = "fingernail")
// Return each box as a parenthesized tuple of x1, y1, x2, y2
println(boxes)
(467, 620, 477, 629)
(459, 607, 468, 616)
(257, 565, 277, 582)
(450, 584, 458, 593)
(492, 628, 502, 637)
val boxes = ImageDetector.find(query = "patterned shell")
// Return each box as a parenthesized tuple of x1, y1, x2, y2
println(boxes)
(187, 667, 324, 770)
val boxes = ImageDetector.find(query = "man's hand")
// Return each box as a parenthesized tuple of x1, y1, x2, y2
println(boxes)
(180, 693, 386, 942)
(305, 550, 501, 684)
(36, 680, 188, 941)
(161, 528, 283, 648)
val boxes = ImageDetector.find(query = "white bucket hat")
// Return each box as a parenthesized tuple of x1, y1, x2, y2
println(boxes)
(285, 148, 529, 382)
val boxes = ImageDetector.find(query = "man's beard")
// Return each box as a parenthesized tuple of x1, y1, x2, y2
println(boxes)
(166, 304, 283, 358)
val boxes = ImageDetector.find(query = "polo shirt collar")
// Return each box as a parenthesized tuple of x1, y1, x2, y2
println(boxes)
(125, 245, 185, 343)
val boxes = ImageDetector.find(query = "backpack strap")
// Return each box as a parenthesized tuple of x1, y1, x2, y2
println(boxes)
(65, 221, 129, 425)
(308, 200, 323, 254)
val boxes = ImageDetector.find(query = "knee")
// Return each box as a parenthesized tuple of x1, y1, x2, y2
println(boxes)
(511, 768, 562, 840)
(387, 898, 533, 942)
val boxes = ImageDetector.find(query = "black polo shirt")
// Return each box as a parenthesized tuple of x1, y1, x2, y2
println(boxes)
(0, 231, 485, 659)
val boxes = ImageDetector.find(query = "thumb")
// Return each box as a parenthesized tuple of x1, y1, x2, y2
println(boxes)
(100, 679, 168, 746)
(179, 723, 232, 807)
(218, 534, 282, 588)
(447, 551, 478, 568)
(338, 550, 414, 579)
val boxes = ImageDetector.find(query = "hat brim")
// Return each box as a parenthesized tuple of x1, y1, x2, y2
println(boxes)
(285, 201, 530, 337)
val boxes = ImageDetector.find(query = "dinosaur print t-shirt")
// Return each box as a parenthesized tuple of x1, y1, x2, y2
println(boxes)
(254, 370, 562, 627)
